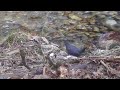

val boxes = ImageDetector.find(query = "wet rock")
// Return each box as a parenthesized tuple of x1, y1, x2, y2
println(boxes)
(103, 18, 120, 31)
(98, 31, 120, 50)
(110, 24, 120, 31)
(106, 19, 117, 26)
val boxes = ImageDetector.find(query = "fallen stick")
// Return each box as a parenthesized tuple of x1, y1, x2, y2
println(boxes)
(100, 60, 120, 77)
(68, 56, 120, 63)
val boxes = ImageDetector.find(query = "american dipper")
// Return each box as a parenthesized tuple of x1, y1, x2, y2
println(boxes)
(64, 40, 86, 57)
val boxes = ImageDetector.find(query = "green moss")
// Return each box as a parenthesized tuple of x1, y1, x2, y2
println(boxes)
(6, 34, 15, 44)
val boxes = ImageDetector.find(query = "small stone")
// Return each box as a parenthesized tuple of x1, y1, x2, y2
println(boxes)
(68, 14, 82, 21)
(84, 32, 90, 36)
(89, 18, 96, 24)
(94, 27, 100, 32)
(98, 14, 106, 18)
(110, 24, 120, 31)
(76, 25, 87, 30)
(106, 19, 117, 26)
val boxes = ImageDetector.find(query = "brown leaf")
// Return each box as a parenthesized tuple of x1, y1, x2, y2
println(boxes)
(59, 65, 69, 78)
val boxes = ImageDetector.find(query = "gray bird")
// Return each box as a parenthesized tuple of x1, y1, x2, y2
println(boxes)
(64, 40, 86, 57)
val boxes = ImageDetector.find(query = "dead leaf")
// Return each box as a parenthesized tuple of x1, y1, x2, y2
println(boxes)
(59, 65, 69, 78)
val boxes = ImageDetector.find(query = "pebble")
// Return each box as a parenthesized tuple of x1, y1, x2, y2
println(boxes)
(93, 27, 100, 32)
(106, 19, 117, 26)
(68, 14, 82, 21)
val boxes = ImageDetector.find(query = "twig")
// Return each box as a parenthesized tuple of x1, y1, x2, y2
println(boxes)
(68, 56, 120, 63)
(100, 60, 120, 77)
(19, 46, 31, 70)
(100, 60, 110, 70)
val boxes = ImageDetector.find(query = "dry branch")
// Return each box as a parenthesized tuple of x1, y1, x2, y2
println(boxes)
(100, 60, 120, 77)
(68, 56, 120, 63)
